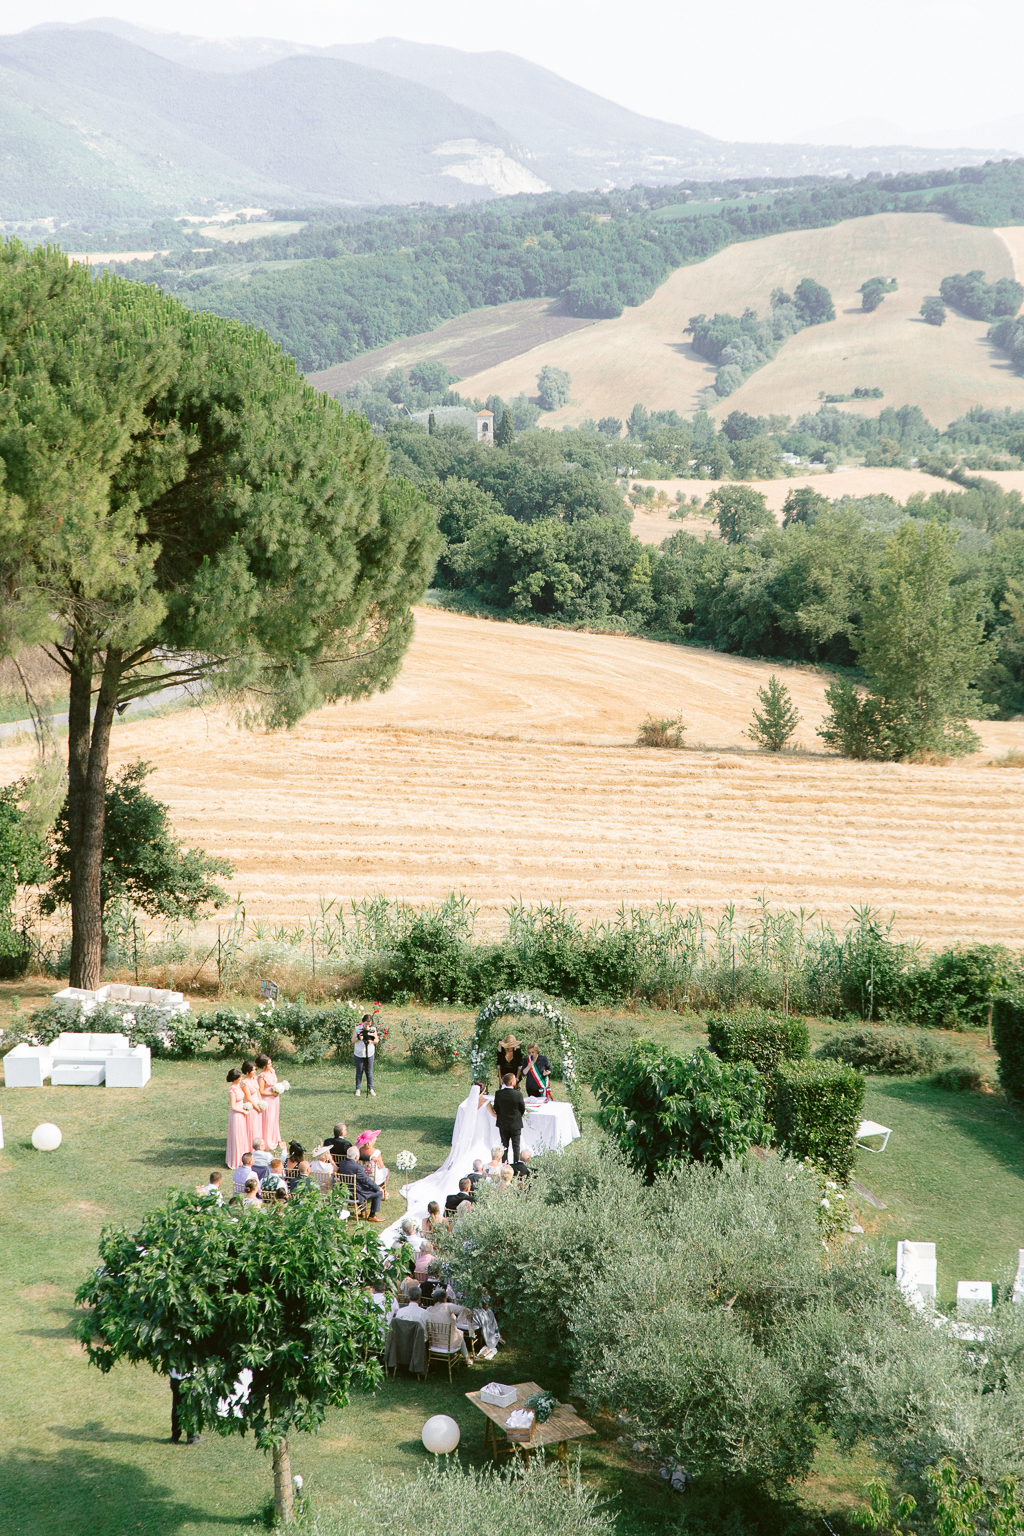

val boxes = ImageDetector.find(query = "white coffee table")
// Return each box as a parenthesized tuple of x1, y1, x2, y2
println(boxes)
(51, 1063, 106, 1086)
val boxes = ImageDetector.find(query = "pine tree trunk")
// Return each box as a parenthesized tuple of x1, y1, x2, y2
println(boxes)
(67, 646, 120, 991)
(272, 1438, 294, 1525)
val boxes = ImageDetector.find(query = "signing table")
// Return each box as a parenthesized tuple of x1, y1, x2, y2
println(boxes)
(466, 1380, 596, 1464)
(522, 1100, 580, 1154)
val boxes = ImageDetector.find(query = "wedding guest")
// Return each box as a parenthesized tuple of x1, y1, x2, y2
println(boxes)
(493, 1072, 527, 1166)
(198, 1171, 224, 1203)
(497, 1166, 515, 1189)
(352, 1013, 378, 1097)
(292, 1160, 315, 1190)
(309, 1146, 336, 1177)
(394, 1285, 431, 1324)
(225, 1068, 253, 1169)
(414, 1240, 435, 1280)
(425, 1293, 471, 1361)
(251, 1138, 273, 1177)
(232, 1152, 256, 1195)
(242, 1177, 262, 1210)
(395, 1217, 424, 1253)
(467, 1159, 485, 1188)
(495, 1033, 524, 1082)
(334, 1149, 384, 1219)
(424, 1200, 448, 1236)
(356, 1131, 389, 1196)
(325, 1123, 351, 1160)
(262, 1159, 288, 1194)
(240, 1060, 266, 1143)
(513, 1147, 534, 1179)
(445, 1177, 476, 1213)
(485, 1147, 503, 1180)
(271, 1186, 289, 1205)
(255, 1055, 282, 1149)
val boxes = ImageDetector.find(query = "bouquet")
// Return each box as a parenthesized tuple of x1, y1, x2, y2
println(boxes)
(395, 1150, 417, 1171)
(274, 1080, 291, 1095)
(526, 1390, 557, 1424)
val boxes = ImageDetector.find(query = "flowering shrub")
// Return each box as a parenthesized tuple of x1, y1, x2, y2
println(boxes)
(401, 1019, 467, 1072)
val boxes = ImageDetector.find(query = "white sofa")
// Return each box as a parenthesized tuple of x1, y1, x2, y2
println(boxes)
(52, 984, 188, 1017)
(4, 1032, 152, 1089)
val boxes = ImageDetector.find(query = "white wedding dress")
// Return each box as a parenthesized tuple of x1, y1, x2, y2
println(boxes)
(378, 1084, 580, 1246)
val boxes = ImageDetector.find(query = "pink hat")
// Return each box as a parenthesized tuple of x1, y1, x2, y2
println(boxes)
(356, 1130, 381, 1146)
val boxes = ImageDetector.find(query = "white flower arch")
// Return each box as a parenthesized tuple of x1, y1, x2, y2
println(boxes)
(470, 991, 580, 1110)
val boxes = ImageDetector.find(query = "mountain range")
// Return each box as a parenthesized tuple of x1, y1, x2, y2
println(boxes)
(2, 21, 1018, 225)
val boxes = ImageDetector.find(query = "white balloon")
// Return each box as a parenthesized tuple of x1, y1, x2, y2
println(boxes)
(32, 1122, 62, 1152)
(421, 1414, 461, 1454)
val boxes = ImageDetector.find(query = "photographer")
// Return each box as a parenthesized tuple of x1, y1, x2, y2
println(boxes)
(352, 1014, 379, 1097)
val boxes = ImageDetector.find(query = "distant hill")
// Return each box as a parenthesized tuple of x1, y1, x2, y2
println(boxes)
(6, 22, 1015, 224)
(0, 29, 544, 220)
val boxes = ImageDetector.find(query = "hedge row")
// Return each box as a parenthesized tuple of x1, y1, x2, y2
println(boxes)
(773, 1060, 866, 1182)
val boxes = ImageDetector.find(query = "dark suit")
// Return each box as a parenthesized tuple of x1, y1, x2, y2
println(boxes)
(325, 1135, 352, 1161)
(336, 1156, 383, 1216)
(445, 1189, 476, 1212)
(493, 1084, 527, 1166)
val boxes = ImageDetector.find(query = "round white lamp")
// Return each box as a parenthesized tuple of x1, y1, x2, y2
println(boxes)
(421, 1414, 460, 1455)
(32, 1122, 62, 1152)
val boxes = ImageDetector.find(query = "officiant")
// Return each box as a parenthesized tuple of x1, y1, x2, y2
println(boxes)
(522, 1043, 552, 1100)
(496, 1034, 524, 1083)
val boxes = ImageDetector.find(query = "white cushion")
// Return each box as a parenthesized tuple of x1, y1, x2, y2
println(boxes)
(89, 1034, 130, 1051)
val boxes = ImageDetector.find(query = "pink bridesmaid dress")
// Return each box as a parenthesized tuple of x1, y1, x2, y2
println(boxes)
(241, 1074, 266, 1145)
(258, 1065, 281, 1149)
(226, 1082, 252, 1169)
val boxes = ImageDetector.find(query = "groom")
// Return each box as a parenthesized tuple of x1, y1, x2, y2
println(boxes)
(493, 1072, 527, 1166)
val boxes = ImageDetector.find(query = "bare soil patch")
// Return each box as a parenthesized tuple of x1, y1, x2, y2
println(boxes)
(305, 297, 594, 398)
(2, 610, 1020, 949)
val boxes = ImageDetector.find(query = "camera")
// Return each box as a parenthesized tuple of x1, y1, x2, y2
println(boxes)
(357, 1024, 377, 1045)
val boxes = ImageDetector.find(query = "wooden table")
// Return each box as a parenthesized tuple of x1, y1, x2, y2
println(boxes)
(465, 1380, 596, 1464)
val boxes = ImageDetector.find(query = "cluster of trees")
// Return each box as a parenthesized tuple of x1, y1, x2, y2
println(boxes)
(860, 274, 898, 311)
(687, 278, 835, 401)
(93, 160, 1024, 375)
(399, 413, 1024, 723)
(939, 269, 1023, 321)
(990, 311, 1024, 375)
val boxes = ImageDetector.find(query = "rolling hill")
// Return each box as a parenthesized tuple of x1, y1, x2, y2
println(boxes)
(6, 22, 1015, 223)
(457, 212, 1024, 428)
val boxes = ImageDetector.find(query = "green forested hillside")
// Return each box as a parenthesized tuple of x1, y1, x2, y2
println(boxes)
(104, 159, 1024, 373)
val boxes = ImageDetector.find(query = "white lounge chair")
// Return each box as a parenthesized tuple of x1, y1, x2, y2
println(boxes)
(957, 1281, 992, 1315)
(857, 1120, 892, 1153)
(897, 1240, 936, 1309)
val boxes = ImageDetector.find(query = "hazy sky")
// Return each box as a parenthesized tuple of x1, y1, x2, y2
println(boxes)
(6, 0, 1024, 144)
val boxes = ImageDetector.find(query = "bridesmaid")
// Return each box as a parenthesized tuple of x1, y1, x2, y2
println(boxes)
(240, 1059, 266, 1146)
(225, 1067, 253, 1169)
(256, 1053, 281, 1152)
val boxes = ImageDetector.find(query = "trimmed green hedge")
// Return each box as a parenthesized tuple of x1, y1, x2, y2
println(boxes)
(706, 1009, 809, 1074)
(774, 1059, 865, 1182)
(993, 995, 1024, 1101)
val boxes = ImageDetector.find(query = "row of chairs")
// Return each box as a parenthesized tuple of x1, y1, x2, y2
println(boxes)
(385, 1309, 480, 1383)
(284, 1168, 375, 1217)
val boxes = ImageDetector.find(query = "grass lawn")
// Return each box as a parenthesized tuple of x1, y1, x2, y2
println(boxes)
(2, 993, 1022, 1535)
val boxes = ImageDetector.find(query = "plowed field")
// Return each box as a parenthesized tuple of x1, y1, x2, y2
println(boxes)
(3, 610, 1021, 947)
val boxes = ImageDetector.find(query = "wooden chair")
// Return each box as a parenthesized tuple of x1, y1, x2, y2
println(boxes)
(337, 1172, 371, 1218)
(425, 1314, 468, 1382)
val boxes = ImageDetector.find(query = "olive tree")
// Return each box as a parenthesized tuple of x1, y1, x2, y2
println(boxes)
(77, 1188, 387, 1523)
(0, 241, 438, 988)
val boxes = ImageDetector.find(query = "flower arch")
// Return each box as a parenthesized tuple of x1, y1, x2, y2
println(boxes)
(470, 991, 580, 1112)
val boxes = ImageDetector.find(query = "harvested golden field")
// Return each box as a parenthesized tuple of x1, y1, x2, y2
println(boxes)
(628, 465, 1024, 545)
(459, 213, 1023, 428)
(4, 610, 1022, 950)
(306, 297, 594, 398)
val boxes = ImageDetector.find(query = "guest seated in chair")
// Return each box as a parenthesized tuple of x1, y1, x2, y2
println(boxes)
(425, 1292, 471, 1362)
(262, 1159, 288, 1194)
(242, 1177, 263, 1210)
(393, 1217, 424, 1253)
(334, 1149, 383, 1220)
(197, 1171, 224, 1203)
(445, 1177, 476, 1213)
(513, 1147, 533, 1180)
(484, 1147, 503, 1181)
(467, 1159, 485, 1188)
(325, 1123, 351, 1161)
(232, 1153, 256, 1195)
(425, 1200, 448, 1236)
(308, 1146, 336, 1177)
(414, 1240, 435, 1281)
(394, 1284, 431, 1324)
(251, 1138, 273, 1176)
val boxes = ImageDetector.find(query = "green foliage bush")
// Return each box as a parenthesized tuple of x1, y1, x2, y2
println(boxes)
(933, 1062, 988, 1092)
(774, 1059, 865, 1180)
(815, 1027, 964, 1075)
(593, 1041, 766, 1180)
(400, 1018, 467, 1071)
(992, 994, 1024, 1100)
(324, 1458, 614, 1536)
(706, 1008, 809, 1074)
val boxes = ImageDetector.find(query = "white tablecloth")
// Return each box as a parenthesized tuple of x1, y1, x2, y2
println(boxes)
(378, 1086, 581, 1245)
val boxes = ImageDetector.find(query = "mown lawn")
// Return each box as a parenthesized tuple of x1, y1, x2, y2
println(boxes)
(1, 993, 1022, 1535)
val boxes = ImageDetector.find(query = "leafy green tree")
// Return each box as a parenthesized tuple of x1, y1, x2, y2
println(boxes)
(597, 416, 622, 438)
(921, 296, 947, 326)
(76, 1188, 386, 1524)
(43, 761, 233, 962)
(782, 486, 832, 525)
(745, 674, 801, 751)
(537, 366, 571, 411)
(860, 276, 898, 312)
(721, 410, 761, 442)
(494, 408, 515, 448)
(793, 278, 836, 325)
(0, 242, 438, 989)
(729, 434, 781, 479)
(0, 779, 48, 966)
(707, 485, 774, 543)
(593, 1040, 767, 1181)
